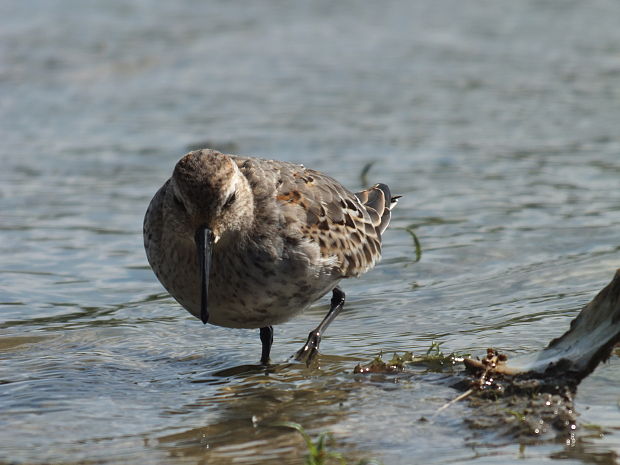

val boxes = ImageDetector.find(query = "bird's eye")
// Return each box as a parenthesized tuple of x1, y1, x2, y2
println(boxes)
(223, 192, 236, 210)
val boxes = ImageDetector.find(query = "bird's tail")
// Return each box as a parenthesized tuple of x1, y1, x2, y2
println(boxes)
(355, 183, 400, 236)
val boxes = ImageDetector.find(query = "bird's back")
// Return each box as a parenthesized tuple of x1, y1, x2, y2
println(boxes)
(231, 154, 398, 278)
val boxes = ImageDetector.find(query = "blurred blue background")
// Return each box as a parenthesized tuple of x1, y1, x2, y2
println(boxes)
(1, 1, 619, 464)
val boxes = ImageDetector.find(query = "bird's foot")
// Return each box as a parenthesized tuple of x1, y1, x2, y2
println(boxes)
(294, 330, 321, 366)
(259, 326, 273, 366)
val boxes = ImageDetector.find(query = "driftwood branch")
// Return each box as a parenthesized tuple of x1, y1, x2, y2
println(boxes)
(464, 269, 620, 383)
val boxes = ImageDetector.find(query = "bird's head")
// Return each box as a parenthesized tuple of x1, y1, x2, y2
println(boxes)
(166, 149, 254, 324)
(169, 149, 253, 240)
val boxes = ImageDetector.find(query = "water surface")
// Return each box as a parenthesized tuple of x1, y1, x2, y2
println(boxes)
(1, 1, 620, 464)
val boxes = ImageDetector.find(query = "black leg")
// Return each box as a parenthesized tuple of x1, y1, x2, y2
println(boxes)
(295, 286, 345, 365)
(260, 326, 273, 365)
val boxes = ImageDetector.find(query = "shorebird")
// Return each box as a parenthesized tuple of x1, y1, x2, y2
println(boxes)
(144, 149, 398, 365)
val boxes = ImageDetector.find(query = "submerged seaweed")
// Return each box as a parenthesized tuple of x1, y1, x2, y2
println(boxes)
(353, 342, 467, 375)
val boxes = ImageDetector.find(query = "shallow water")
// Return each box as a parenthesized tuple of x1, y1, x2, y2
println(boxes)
(1, 0, 620, 463)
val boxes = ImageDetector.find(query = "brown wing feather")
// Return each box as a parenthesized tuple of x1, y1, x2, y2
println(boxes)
(232, 154, 398, 278)
(356, 183, 398, 236)
(274, 166, 390, 277)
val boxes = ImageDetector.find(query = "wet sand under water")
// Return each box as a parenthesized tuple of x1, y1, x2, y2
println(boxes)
(1, 1, 620, 464)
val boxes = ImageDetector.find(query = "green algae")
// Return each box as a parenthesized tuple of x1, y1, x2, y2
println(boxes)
(272, 422, 382, 465)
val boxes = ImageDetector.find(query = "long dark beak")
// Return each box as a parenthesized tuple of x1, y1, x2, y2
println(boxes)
(195, 226, 215, 325)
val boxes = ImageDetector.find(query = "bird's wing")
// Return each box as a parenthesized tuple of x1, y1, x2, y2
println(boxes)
(233, 155, 398, 277)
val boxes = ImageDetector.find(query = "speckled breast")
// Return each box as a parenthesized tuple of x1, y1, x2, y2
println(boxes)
(157, 238, 339, 329)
